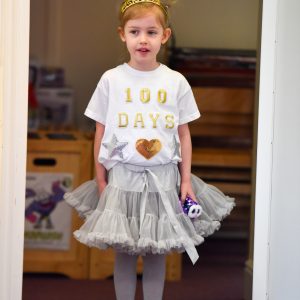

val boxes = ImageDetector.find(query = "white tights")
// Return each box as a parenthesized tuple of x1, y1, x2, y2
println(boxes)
(113, 252, 166, 300)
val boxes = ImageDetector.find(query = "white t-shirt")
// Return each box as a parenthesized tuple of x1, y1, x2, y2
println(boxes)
(85, 63, 200, 170)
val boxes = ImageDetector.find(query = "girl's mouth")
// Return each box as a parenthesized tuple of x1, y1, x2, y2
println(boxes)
(137, 48, 150, 52)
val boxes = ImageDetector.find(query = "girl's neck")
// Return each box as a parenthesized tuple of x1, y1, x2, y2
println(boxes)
(127, 60, 160, 71)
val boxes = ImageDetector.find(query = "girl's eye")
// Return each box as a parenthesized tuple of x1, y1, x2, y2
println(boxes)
(130, 30, 138, 35)
(148, 31, 157, 35)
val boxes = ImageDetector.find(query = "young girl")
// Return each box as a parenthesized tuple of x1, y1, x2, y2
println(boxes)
(65, 0, 235, 299)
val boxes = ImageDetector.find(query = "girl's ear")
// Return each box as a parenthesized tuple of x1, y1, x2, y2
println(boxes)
(161, 28, 172, 45)
(118, 27, 126, 42)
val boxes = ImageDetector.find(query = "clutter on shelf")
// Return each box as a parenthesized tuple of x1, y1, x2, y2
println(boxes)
(28, 61, 75, 131)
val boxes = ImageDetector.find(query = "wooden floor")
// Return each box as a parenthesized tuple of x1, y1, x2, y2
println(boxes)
(23, 238, 249, 300)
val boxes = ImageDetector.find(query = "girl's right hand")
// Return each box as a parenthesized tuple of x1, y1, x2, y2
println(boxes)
(98, 181, 107, 195)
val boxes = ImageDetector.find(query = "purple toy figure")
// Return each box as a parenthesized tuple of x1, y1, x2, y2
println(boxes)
(180, 195, 203, 219)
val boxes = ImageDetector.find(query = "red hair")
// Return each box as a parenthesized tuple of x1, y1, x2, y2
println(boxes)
(119, 3, 169, 28)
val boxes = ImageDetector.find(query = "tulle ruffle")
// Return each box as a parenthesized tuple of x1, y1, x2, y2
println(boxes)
(64, 163, 235, 256)
(190, 174, 235, 237)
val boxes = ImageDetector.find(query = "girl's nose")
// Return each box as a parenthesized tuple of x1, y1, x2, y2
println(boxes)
(140, 33, 148, 44)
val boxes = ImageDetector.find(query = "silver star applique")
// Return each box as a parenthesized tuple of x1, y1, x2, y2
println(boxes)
(170, 135, 181, 159)
(102, 134, 128, 159)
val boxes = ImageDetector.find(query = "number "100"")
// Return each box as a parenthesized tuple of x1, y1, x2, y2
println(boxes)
(125, 88, 167, 104)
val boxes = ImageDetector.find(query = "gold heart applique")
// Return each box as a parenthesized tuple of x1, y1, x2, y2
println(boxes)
(136, 139, 162, 160)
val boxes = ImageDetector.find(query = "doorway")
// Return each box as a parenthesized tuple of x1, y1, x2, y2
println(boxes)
(1, 1, 296, 299)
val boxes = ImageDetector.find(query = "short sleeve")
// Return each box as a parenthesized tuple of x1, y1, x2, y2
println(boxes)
(84, 75, 109, 125)
(178, 77, 201, 125)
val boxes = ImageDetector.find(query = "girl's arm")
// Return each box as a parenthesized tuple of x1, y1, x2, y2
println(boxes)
(94, 122, 107, 195)
(178, 123, 196, 203)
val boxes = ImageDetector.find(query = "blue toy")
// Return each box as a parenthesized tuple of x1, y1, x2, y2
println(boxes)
(180, 195, 202, 219)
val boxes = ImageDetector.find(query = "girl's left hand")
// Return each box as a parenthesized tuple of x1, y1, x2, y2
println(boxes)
(180, 180, 196, 204)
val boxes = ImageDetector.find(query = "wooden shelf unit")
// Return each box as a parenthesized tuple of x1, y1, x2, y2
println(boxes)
(24, 131, 93, 279)
(190, 87, 254, 239)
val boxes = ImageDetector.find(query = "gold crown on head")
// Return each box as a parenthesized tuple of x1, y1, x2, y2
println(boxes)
(121, 0, 168, 16)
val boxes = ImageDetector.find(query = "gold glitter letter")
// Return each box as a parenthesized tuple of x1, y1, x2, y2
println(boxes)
(140, 88, 150, 103)
(125, 88, 132, 102)
(165, 114, 175, 129)
(134, 113, 145, 128)
(157, 89, 167, 104)
(149, 113, 160, 128)
(118, 113, 128, 127)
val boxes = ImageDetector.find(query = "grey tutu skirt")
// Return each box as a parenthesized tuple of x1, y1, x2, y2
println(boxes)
(64, 162, 235, 264)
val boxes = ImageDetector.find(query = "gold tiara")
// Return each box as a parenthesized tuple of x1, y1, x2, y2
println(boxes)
(121, 0, 168, 16)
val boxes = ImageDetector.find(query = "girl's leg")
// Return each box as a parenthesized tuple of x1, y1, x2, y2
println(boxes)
(142, 254, 166, 300)
(113, 252, 139, 300)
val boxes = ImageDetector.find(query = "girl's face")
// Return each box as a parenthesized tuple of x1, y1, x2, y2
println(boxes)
(119, 10, 171, 71)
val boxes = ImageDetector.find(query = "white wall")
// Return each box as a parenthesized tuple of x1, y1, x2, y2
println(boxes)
(29, 0, 48, 63)
(0, 0, 29, 299)
(253, 0, 300, 299)
(268, 0, 300, 298)
(172, 0, 260, 49)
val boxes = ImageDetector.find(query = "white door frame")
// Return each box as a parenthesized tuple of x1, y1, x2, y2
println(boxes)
(252, 0, 279, 298)
(0, 0, 30, 299)
(0, 0, 279, 299)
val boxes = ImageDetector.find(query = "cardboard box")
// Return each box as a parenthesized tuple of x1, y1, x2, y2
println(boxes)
(37, 88, 74, 129)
